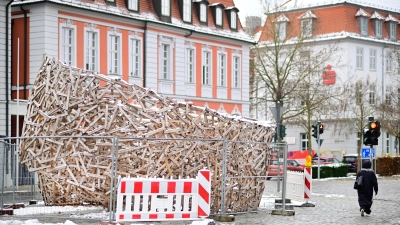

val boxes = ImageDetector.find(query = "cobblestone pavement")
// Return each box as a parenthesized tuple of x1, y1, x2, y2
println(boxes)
(1, 176, 400, 225)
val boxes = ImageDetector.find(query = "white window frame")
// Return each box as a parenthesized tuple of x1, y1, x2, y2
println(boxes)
(200, 4, 207, 22)
(60, 26, 76, 66)
(232, 56, 241, 88)
(369, 49, 376, 71)
(162, 0, 170, 16)
(356, 47, 363, 70)
(127, 0, 138, 11)
(218, 53, 226, 87)
(129, 37, 141, 77)
(161, 44, 171, 79)
(108, 33, 122, 75)
(386, 133, 390, 154)
(301, 19, 312, 37)
(84, 29, 99, 71)
(202, 50, 212, 85)
(369, 85, 375, 105)
(185, 48, 195, 83)
(230, 11, 237, 29)
(375, 20, 382, 38)
(276, 22, 286, 40)
(386, 57, 393, 73)
(183, 0, 191, 22)
(389, 22, 397, 40)
(301, 133, 308, 150)
(360, 17, 368, 36)
(216, 7, 222, 26)
(386, 86, 392, 105)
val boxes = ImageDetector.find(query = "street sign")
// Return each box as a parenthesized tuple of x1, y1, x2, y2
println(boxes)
(315, 139, 324, 146)
(361, 147, 375, 159)
(270, 106, 285, 122)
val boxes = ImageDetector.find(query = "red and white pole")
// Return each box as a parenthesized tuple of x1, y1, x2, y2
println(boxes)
(302, 155, 314, 206)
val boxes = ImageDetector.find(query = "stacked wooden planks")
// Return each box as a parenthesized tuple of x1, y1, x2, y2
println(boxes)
(20, 57, 275, 213)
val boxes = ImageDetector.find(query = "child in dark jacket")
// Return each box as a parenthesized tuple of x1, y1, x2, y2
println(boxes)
(356, 160, 378, 216)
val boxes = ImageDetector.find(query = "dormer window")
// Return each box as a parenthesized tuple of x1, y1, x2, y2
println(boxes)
(211, 3, 225, 28)
(298, 10, 316, 38)
(105, 0, 116, 6)
(162, 0, 170, 16)
(355, 9, 371, 36)
(385, 14, 399, 41)
(226, 7, 239, 31)
(200, 4, 207, 22)
(153, 0, 171, 22)
(231, 11, 236, 29)
(126, 0, 138, 12)
(371, 11, 384, 38)
(178, 0, 192, 23)
(216, 8, 222, 26)
(273, 14, 290, 40)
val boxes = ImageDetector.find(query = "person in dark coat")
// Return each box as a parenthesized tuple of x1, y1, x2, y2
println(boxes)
(356, 160, 378, 216)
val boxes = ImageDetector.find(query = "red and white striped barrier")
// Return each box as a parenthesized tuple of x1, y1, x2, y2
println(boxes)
(304, 167, 312, 200)
(116, 169, 211, 222)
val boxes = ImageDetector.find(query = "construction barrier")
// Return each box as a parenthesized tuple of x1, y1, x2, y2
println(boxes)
(304, 167, 312, 200)
(116, 169, 210, 222)
(286, 170, 305, 202)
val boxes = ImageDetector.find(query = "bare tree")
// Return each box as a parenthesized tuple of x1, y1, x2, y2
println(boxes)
(251, 2, 343, 155)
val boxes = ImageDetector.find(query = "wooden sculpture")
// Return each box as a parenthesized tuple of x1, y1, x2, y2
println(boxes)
(20, 57, 275, 213)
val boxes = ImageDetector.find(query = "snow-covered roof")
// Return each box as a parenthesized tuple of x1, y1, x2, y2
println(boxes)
(385, 14, 400, 22)
(355, 8, 371, 17)
(11, 0, 255, 43)
(273, 14, 290, 22)
(225, 6, 239, 11)
(370, 11, 385, 20)
(298, 10, 317, 20)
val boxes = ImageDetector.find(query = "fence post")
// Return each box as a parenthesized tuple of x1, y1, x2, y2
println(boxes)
(220, 138, 227, 215)
(109, 136, 119, 222)
(1, 140, 6, 210)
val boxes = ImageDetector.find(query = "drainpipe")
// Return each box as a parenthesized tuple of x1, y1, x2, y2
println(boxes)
(143, 21, 147, 88)
(381, 45, 385, 158)
(20, 5, 27, 99)
(5, 0, 15, 136)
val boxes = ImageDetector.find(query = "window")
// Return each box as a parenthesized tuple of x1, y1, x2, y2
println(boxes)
(202, 51, 211, 85)
(130, 38, 140, 77)
(186, 48, 194, 83)
(109, 35, 120, 74)
(218, 54, 226, 86)
(233, 56, 240, 88)
(301, 19, 312, 37)
(161, 44, 170, 79)
(61, 27, 74, 65)
(162, 0, 170, 16)
(183, 0, 191, 22)
(85, 31, 98, 71)
(386, 133, 390, 154)
(359, 17, 368, 36)
(386, 53, 393, 73)
(375, 20, 382, 38)
(200, 4, 207, 22)
(127, 0, 138, 11)
(389, 22, 397, 40)
(276, 22, 286, 40)
(301, 133, 308, 150)
(369, 49, 376, 71)
(230, 11, 237, 29)
(356, 47, 363, 69)
(386, 86, 392, 105)
(369, 85, 375, 105)
(216, 8, 222, 26)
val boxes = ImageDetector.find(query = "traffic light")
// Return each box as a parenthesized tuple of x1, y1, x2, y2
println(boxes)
(312, 125, 317, 139)
(319, 124, 324, 134)
(280, 124, 286, 139)
(363, 121, 381, 146)
(369, 121, 381, 145)
(363, 128, 372, 145)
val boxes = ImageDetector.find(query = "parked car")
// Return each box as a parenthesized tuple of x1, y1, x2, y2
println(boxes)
(312, 157, 341, 165)
(342, 154, 358, 173)
(267, 159, 303, 180)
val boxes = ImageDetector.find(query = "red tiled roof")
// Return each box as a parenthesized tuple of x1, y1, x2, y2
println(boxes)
(259, 3, 400, 42)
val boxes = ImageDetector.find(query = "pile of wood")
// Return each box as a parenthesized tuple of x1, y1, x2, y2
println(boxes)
(20, 57, 275, 213)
